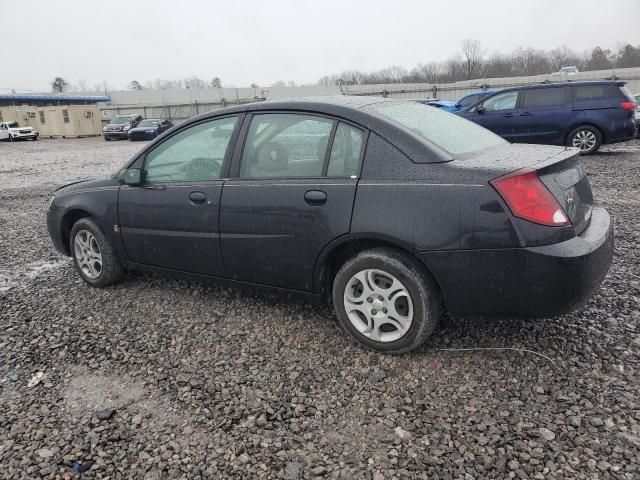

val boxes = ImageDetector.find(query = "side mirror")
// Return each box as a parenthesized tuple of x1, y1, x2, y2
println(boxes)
(476, 105, 485, 114)
(121, 168, 141, 186)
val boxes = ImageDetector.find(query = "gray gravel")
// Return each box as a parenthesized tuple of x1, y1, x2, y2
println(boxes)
(1, 137, 639, 479)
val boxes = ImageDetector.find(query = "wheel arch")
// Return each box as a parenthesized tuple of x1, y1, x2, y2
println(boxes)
(60, 209, 93, 255)
(566, 122, 605, 145)
(313, 233, 443, 303)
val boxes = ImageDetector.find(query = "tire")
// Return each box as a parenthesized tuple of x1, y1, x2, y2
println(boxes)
(70, 217, 124, 287)
(567, 125, 602, 155)
(332, 248, 441, 353)
(104, 135, 111, 141)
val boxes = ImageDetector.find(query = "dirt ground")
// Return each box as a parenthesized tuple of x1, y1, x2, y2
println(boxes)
(1, 137, 639, 479)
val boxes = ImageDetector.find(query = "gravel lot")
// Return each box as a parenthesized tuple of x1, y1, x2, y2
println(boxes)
(1, 137, 639, 479)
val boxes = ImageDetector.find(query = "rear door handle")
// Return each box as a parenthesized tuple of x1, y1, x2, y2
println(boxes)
(304, 190, 327, 205)
(189, 191, 207, 204)
(520, 112, 533, 116)
(503, 113, 514, 118)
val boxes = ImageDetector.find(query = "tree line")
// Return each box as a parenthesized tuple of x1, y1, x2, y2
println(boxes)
(50, 41, 640, 93)
(316, 41, 640, 86)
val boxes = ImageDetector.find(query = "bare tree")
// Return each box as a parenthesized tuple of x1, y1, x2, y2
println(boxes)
(51, 77, 68, 93)
(130, 80, 143, 90)
(271, 80, 286, 87)
(210, 77, 222, 88)
(460, 39, 485, 79)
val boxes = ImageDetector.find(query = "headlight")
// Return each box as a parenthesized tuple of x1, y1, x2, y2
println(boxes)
(103, 126, 108, 132)
(123, 125, 131, 131)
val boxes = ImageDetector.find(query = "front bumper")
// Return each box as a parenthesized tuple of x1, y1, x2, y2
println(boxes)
(128, 131, 157, 141)
(11, 132, 38, 139)
(47, 208, 69, 256)
(104, 131, 129, 139)
(418, 206, 613, 319)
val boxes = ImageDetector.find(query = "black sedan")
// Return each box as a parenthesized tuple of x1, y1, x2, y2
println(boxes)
(46, 97, 613, 353)
(127, 119, 173, 141)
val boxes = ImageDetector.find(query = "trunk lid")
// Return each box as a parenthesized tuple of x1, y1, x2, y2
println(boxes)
(459, 143, 593, 234)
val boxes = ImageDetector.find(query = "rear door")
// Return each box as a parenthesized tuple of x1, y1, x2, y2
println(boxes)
(459, 90, 522, 140)
(219, 113, 365, 291)
(515, 86, 571, 144)
(118, 115, 240, 275)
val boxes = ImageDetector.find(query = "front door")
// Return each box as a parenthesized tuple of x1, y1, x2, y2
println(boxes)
(220, 114, 365, 291)
(118, 115, 240, 276)
(459, 90, 521, 141)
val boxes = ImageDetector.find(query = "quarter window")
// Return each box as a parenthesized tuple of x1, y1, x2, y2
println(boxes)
(522, 88, 567, 108)
(144, 116, 237, 183)
(327, 123, 364, 177)
(240, 114, 333, 178)
(573, 85, 606, 100)
(62, 109, 69, 123)
(482, 91, 518, 111)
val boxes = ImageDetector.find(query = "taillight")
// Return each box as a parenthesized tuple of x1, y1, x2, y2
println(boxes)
(621, 101, 637, 111)
(490, 169, 570, 227)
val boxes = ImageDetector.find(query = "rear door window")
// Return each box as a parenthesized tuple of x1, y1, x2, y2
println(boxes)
(327, 123, 365, 177)
(240, 114, 333, 178)
(522, 88, 567, 108)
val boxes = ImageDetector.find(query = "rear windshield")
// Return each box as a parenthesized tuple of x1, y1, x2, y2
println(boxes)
(365, 101, 505, 155)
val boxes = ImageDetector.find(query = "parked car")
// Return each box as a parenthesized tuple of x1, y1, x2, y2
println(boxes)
(103, 114, 143, 141)
(449, 90, 497, 112)
(127, 119, 174, 141)
(457, 81, 638, 154)
(555, 66, 579, 76)
(0, 121, 38, 141)
(416, 99, 457, 110)
(47, 97, 613, 353)
(635, 93, 640, 135)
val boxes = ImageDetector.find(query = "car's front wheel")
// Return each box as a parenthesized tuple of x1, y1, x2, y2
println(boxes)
(332, 248, 441, 353)
(70, 217, 124, 287)
(568, 125, 602, 155)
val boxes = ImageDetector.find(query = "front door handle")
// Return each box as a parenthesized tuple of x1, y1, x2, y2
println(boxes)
(304, 190, 327, 206)
(520, 111, 533, 116)
(189, 191, 207, 204)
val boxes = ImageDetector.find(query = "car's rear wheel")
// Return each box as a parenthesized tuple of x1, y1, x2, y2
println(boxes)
(568, 126, 602, 155)
(70, 217, 124, 287)
(332, 248, 441, 353)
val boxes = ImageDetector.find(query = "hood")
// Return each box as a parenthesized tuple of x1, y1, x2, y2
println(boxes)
(129, 125, 158, 133)
(54, 177, 119, 195)
(10, 125, 33, 131)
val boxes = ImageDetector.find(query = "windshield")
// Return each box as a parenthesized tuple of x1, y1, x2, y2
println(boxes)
(138, 120, 161, 127)
(365, 101, 506, 155)
(109, 116, 132, 125)
(7, 121, 20, 128)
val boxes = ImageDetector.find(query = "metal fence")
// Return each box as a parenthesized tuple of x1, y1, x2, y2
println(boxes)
(94, 67, 640, 125)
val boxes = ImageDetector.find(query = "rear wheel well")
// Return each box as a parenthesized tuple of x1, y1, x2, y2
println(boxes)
(61, 210, 92, 255)
(566, 123, 605, 144)
(318, 239, 442, 304)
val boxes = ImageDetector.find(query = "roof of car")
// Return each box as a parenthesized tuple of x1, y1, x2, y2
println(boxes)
(495, 80, 625, 93)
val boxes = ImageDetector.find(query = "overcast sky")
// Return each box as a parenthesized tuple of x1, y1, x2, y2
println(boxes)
(2, 0, 639, 92)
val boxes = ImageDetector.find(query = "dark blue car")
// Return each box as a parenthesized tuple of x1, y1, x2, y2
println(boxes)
(457, 81, 638, 154)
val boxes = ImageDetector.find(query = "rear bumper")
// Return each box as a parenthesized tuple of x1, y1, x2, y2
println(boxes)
(417, 206, 613, 319)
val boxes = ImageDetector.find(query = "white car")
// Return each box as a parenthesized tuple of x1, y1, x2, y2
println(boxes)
(0, 121, 39, 141)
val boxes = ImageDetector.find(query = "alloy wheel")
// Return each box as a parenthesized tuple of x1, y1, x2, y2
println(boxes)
(343, 268, 414, 342)
(572, 129, 597, 152)
(74, 229, 103, 279)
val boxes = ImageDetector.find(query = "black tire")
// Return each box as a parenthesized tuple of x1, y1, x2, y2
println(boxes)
(332, 248, 441, 353)
(566, 125, 602, 155)
(104, 135, 111, 141)
(70, 217, 124, 287)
